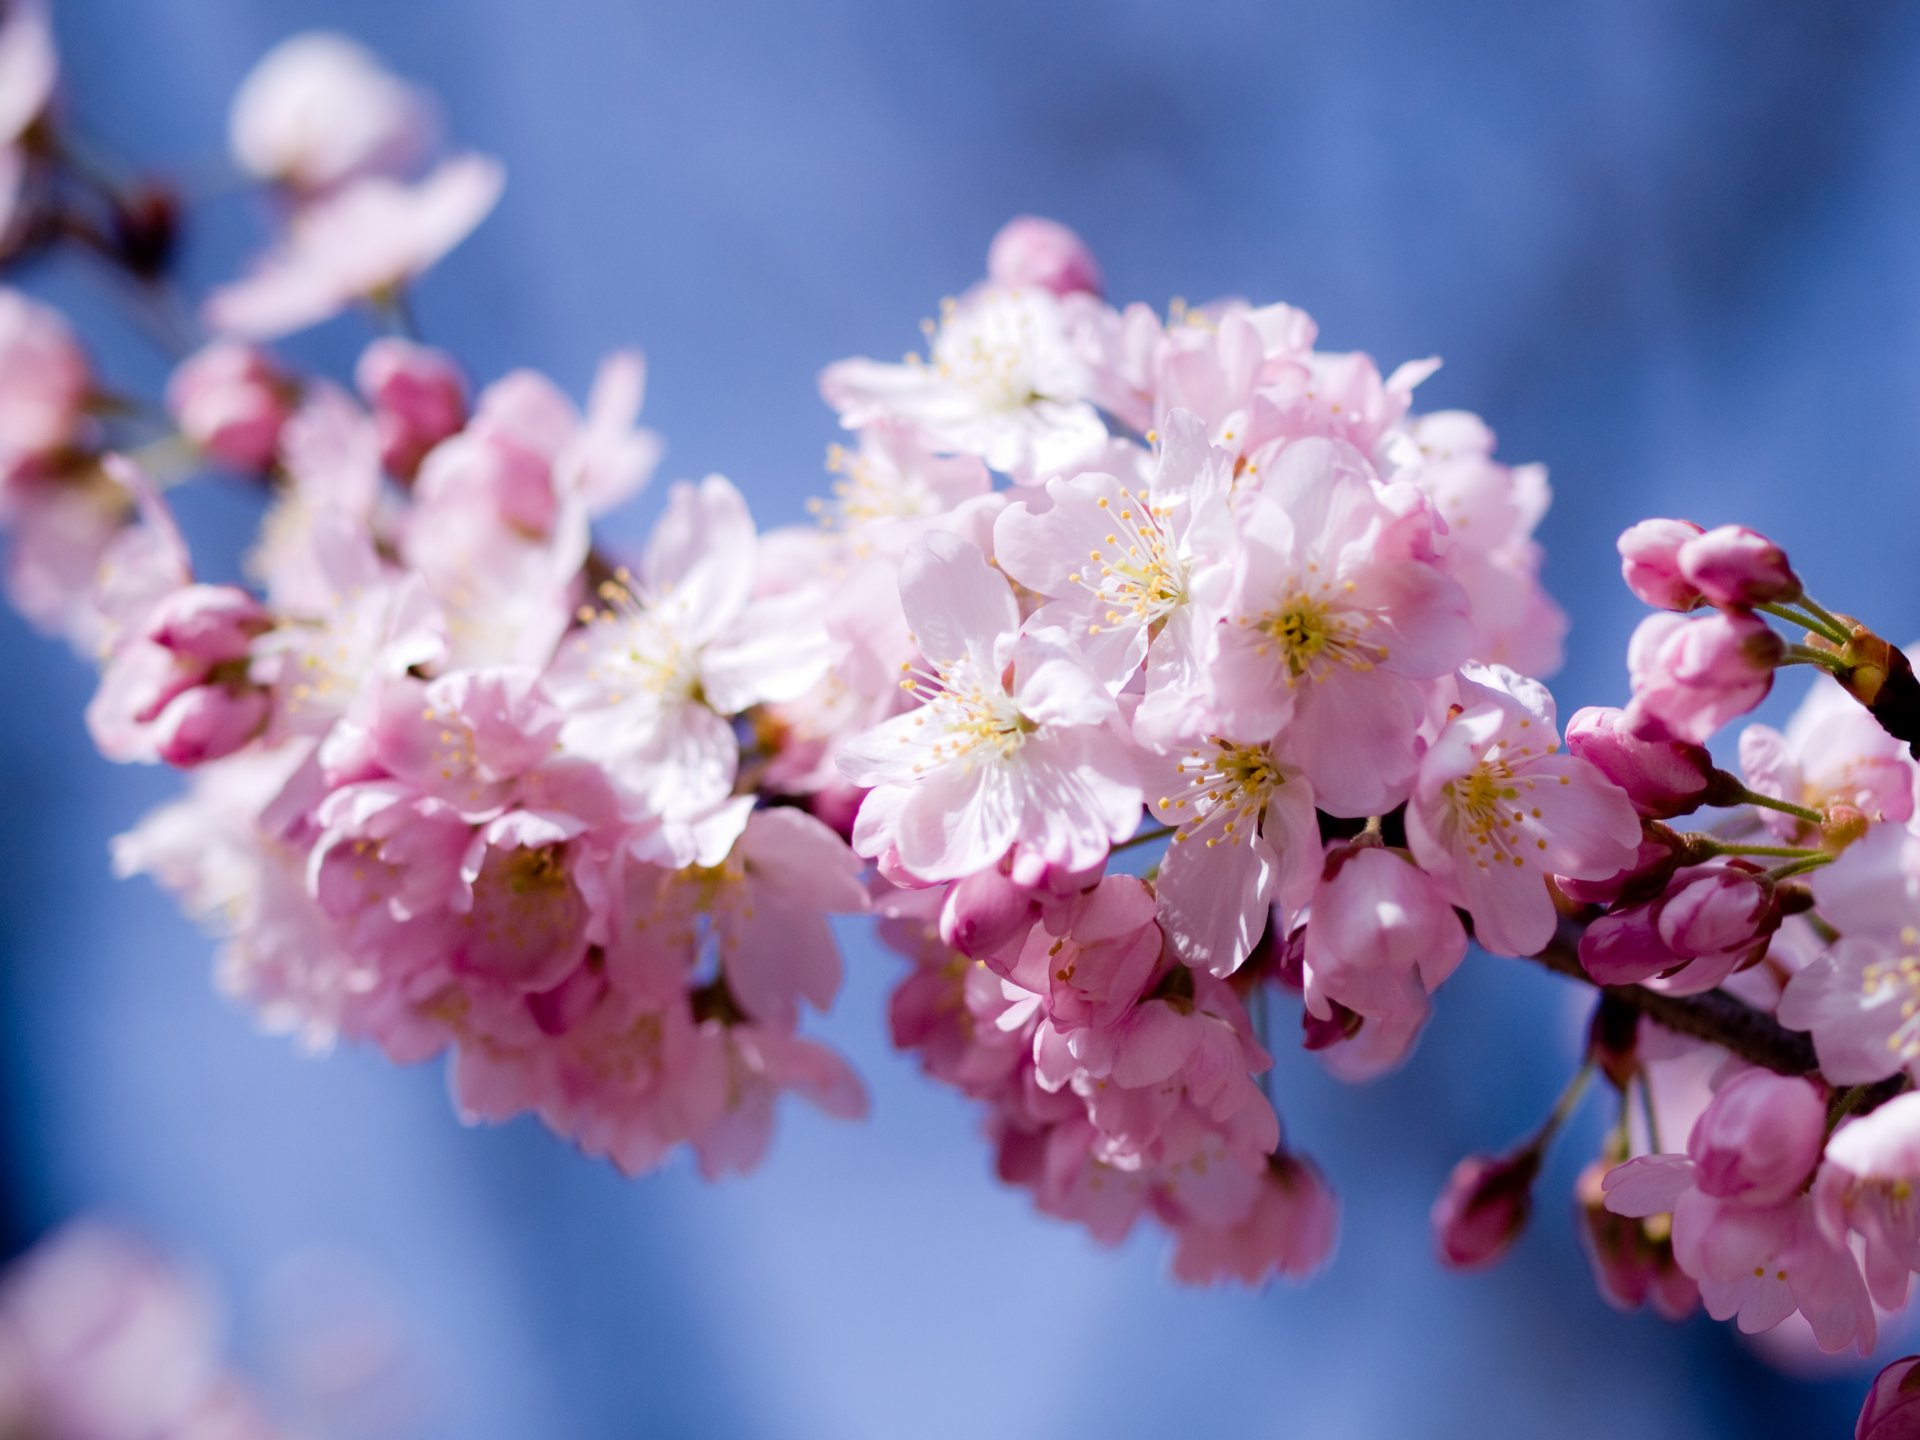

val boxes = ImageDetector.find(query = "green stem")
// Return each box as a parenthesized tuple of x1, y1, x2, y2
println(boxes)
(1533, 1064, 1594, 1149)
(1722, 784, 1822, 827)
(1687, 839, 1825, 861)
(1796, 594, 1850, 638)
(1757, 601, 1850, 646)
(1780, 644, 1850, 675)
(1768, 855, 1834, 882)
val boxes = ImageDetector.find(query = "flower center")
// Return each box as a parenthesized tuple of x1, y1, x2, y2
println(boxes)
(575, 571, 702, 707)
(1253, 590, 1386, 682)
(1075, 488, 1187, 635)
(1443, 758, 1545, 873)
(899, 656, 1031, 772)
(1158, 738, 1286, 848)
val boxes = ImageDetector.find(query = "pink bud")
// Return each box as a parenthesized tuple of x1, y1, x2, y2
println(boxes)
(166, 341, 293, 472)
(1433, 1149, 1540, 1270)
(145, 583, 270, 663)
(1678, 524, 1800, 608)
(1618, 518, 1706, 612)
(1626, 609, 1783, 743)
(1656, 864, 1776, 959)
(940, 867, 1037, 959)
(1564, 705, 1715, 819)
(0, 289, 90, 458)
(151, 684, 271, 767)
(526, 962, 609, 1036)
(1856, 1356, 1920, 1440)
(1576, 1159, 1699, 1321)
(986, 216, 1104, 298)
(1688, 1070, 1825, 1206)
(356, 337, 467, 478)
(1556, 833, 1683, 908)
(1578, 903, 1678, 986)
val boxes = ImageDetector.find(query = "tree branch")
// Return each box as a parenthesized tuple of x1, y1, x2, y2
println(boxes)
(1518, 920, 1819, 1076)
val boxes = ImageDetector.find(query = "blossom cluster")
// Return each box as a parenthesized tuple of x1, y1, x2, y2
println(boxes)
(12, 24, 1920, 1422)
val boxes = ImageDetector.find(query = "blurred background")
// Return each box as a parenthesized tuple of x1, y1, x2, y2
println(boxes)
(4, 1, 1919, 1435)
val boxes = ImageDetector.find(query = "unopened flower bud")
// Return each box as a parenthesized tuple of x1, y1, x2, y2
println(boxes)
(1618, 518, 1705, 612)
(146, 583, 270, 663)
(357, 337, 467, 479)
(1565, 705, 1713, 819)
(166, 341, 293, 472)
(1677, 524, 1800, 608)
(1433, 1148, 1541, 1270)
(151, 684, 271, 767)
(1557, 831, 1682, 909)
(940, 867, 1036, 959)
(1688, 1070, 1824, 1206)
(1657, 864, 1777, 960)
(1856, 1356, 1920, 1440)
(1627, 610, 1783, 743)
(986, 216, 1104, 298)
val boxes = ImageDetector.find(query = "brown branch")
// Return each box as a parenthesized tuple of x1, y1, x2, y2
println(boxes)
(1518, 919, 1819, 1076)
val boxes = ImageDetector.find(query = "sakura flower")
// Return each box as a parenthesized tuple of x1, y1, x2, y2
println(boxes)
(1741, 676, 1915, 843)
(1407, 665, 1641, 957)
(993, 873, 1161, 1031)
(986, 215, 1104, 298)
(1603, 1072, 1874, 1353)
(0, 287, 88, 467)
(1303, 844, 1467, 1023)
(204, 154, 504, 339)
(1778, 824, 1920, 1084)
(166, 340, 293, 472)
(1856, 1356, 1920, 1440)
(0, 1223, 290, 1440)
(809, 423, 991, 549)
(547, 474, 827, 819)
(820, 284, 1107, 481)
(1148, 736, 1319, 976)
(1576, 1159, 1699, 1322)
(619, 806, 867, 1030)
(839, 530, 1143, 882)
(355, 337, 466, 478)
(1678, 523, 1800, 609)
(1398, 410, 1566, 676)
(993, 408, 1234, 734)
(1817, 1091, 1920, 1310)
(1207, 436, 1471, 815)
(1626, 609, 1783, 744)
(1565, 704, 1717, 820)
(1433, 1149, 1539, 1270)
(1617, 518, 1706, 612)
(228, 31, 438, 191)
(1168, 1152, 1338, 1286)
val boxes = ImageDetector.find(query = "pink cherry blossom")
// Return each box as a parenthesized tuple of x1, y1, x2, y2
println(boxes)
(548, 474, 825, 820)
(355, 337, 466, 478)
(1207, 436, 1471, 815)
(1742, 676, 1915, 843)
(205, 155, 504, 339)
(167, 341, 293, 472)
(1576, 1160, 1700, 1322)
(1169, 1153, 1338, 1286)
(0, 287, 88, 465)
(1148, 736, 1320, 976)
(1565, 704, 1718, 819)
(840, 530, 1143, 882)
(1626, 608, 1783, 743)
(1401, 409, 1566, 676)
(1618, 517, 1706, 612)
(986, 215, 1104, 298)
(0, 1223, 290, 1440)
(993, 408, 1234, 737)
(1579, 861, 1780, 994)
(0, 0, 55, 152)
(820, 284, 1107, 482)
(1818, 1092, 1920, 1311)
(1408, 665, 1641, 957)
(1855, 1356, 1920, 1440)
(1678, 523, 1800, 609)
(1433, 1149, 1539, 1270)
(1778, 825, 1920, 1084)
(1304, 844, 1467, 1025)
(228, 31, 437, 191)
